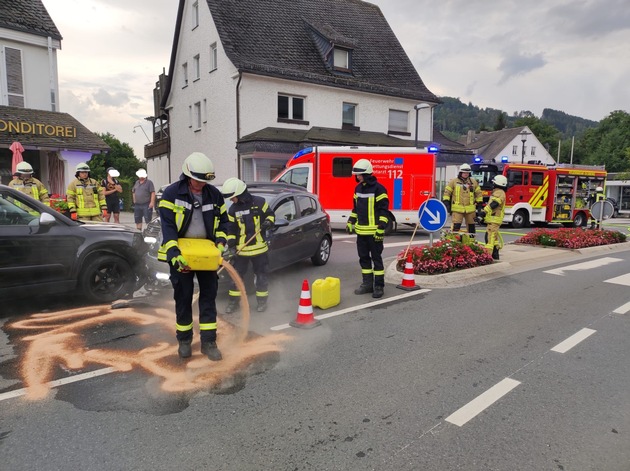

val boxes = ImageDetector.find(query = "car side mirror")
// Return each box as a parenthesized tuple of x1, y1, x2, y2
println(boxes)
(40, 212, 56, 226)
(273, 218, 290, 229)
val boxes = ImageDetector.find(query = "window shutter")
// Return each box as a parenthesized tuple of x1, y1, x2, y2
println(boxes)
(5, 47, 25, 107)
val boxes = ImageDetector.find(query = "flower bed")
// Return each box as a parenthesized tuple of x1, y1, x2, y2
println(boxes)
(515, 227, 626, 249)
(396, 239, 494, 275)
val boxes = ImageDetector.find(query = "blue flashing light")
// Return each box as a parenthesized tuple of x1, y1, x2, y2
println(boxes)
(292, 147, 313, 160)
(473, 156, 482, 163)
(501, 156, 509, 163)
(427, 145, 439, 153)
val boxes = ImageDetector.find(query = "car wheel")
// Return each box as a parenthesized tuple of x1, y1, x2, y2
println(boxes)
(511, 209, 529, 229)
(79, 254, 136, 303)
(572, 211, 587, 227)
(311, 236, 331, 266)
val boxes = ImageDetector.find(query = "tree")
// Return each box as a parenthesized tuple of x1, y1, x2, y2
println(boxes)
(494, 112, 507, 131)
(577, 111, 630, 172)
(514, 116, 562, 159)
(88, 132, 144, 182)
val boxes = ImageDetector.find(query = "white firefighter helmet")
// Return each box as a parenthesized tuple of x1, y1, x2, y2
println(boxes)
(16, 161, 34, 174)
(182, 152, 215, 182)
(76, 162, 90, 172)
(459, 163, 472, 173)
(596, 186, 604, 192)
(352, 159, 373, 175)
(493, 175, 508, 188)
(221, 177, 247, 199)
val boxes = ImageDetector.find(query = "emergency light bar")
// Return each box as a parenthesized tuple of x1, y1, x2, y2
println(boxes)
(427, 145, 439, 153)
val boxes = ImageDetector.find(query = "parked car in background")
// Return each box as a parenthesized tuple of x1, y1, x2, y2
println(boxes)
(143, 182, 332, 289)
(0, 185, 148, 303)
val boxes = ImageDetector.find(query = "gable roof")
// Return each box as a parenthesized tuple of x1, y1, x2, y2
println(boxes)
(163, 0, 438, 106)
(459, 126, 529, 160)
(0, 0, 62, 40)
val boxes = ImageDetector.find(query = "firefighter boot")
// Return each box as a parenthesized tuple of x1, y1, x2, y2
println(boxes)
(452, 223, 462, 232)
(492, 247, 500, 260)
(256, 297, 268, 313)
(468, 224, 476, 236)
(225, 298, 239, 314)
(354, 275, 374, 295)
(201, 341, 222, 361)
(372, 285, 384, 299)
(177, 339, 192, 359)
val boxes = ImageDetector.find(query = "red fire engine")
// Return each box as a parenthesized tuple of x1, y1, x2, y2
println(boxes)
(471, 161, 607, 228)
(274, 146, 437, 232)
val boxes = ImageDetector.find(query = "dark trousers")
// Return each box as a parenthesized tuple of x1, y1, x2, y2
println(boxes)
(169, 265, 218, 342)
(228, 253, 269, 299)
(357, 234, 384, 287)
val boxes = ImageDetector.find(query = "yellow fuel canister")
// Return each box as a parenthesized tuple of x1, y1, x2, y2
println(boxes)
(312, 277, 340, 309)
(177, 238, 222, 271)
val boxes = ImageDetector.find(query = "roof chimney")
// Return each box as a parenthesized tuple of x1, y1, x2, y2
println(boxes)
(466, 130, 475, 145)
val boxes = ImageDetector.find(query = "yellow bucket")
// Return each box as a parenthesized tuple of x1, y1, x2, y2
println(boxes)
(312, 277, 341, 309)
(178, 238, 222, 271)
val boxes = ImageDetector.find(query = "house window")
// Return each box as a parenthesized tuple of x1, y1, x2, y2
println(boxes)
(342, 102, 356, 126)
(193, 55, 200, 81)
(192, 1, 199, 29)
(278, 94, 305, 121)
(203, 98, 208, 123)
(194, 102, 202, 130)
(188, 105, 192, 128)
(388, 110, 408, 134)
(182, 62, 188, 87)
(512, 145, 518, 155)
(210, 43, 217, 72)
(531, 146, 536, 156)
(333, 48, 349, 70)
(4, 47, 25, 107)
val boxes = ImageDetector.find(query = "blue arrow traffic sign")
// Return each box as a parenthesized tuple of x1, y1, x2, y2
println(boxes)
(418, 198, 448, 232)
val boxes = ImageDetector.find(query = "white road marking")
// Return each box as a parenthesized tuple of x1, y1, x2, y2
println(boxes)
(270, 289, 431, 331)
(0, 367, 115, 402)
(341, 240, 430, 248)
(613, 301, 630, 314)
(604, 273, 630, 287)
(445, 378, 521, 427)
(543, 257, 623, 276)
(551, 328, 596, 353)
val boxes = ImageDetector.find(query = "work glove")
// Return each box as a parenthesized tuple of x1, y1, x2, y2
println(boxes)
(223, 247, 237, 261)
(374, 228, 385, 243)
(346, 222, 354, 234)
(171, 255, 190, 273)
(102, 209, 108, 218)
(70, 212, 78, 221)
(443, 200, 451, 214)
(261, 219, 274, 230)
(217, 243, 226, 254)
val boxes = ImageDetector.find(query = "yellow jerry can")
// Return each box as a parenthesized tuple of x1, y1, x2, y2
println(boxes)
(312, 277, 341, 309)
(177, 238, 222, 271)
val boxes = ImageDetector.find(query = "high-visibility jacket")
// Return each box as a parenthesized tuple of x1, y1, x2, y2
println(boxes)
(157, 176, 228, 263)
(348, 175, 389, 235)
(9, 177, 50, 205)
(484, 188, 506, 225)
(66, 177, 106, 217)
(443, 176, 483, 213)
(226, 190, 275, 257)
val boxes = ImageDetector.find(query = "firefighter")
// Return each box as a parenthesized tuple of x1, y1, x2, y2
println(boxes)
(66, 163, 107, 221)
(346, 159, 390, 299)
(588, 186, 605, 229)
(483, 175, 507, 260)
(9, 161, 50, 205)
(221, 178, 275, 313)
(158, 152, 229, 361)
(442, 163, 483, 236)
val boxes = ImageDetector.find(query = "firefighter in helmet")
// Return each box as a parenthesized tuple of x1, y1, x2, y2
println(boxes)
(588, 186, 606, 229)
(158, 152, 229, 361)
(483, 174, 507, 260)
(221, 177, 275, 313)
(442, 163, 483, 235)
(9, 161, 50, 205)
(346, 158, 390, 299)
(66, 162, 107, 221)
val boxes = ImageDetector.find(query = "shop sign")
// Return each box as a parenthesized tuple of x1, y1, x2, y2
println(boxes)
(0, 119, 76, 138)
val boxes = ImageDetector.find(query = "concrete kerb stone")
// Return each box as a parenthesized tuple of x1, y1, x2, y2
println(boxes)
(384, 241, 630, 289)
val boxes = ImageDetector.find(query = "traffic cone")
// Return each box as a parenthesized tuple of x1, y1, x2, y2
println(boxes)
(290, 279, 322, 329)
(396, 254, 421, 291)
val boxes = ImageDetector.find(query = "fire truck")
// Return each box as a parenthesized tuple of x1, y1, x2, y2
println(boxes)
(274, 146, 437, 232)
(471, 161, 607, 228)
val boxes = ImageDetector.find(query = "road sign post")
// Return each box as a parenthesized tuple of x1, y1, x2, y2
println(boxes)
(418, 199, 448, 247)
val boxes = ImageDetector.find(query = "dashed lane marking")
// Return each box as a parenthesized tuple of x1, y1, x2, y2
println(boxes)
(604, 273, 630, 287)
(543, 257, 623, 276)
(613, 301, 630, 314)
(551, 328, 596, 353)
(445, 378, 521, 427)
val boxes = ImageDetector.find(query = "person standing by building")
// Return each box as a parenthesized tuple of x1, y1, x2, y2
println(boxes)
(102, 167, 123, 223)
(442, 163, 483, 236)
(9, 161, 50, 205)
(221, 178, 275, 314)
(483, 175, 507, 260)
(66, 162, 106, 222)
(132, 168, 155, 230)
(158, 152, 229, 361)
(346, 159, 390, 299)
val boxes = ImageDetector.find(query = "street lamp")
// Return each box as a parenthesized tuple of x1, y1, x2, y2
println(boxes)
(133, 125, 151, 143)
(519, 129, 531, 164)
(414, 103, 431, 148)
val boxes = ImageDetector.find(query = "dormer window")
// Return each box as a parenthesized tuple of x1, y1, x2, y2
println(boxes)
(333, 48, 350, 71)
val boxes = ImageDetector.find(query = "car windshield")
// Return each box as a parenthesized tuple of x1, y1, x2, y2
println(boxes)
(0, 191, 40, 225)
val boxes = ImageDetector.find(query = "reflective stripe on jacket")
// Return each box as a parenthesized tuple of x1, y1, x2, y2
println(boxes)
(484, 188, 506, 225)
(9, 177, 50, 205)
(67, 178, 105, 217)
(347, 175, 389, 236)
(226, 191, 275, 257)
(443, 177, 482, 213)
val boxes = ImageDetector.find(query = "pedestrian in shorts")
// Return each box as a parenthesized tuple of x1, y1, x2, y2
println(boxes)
(132, 169, 156, 230)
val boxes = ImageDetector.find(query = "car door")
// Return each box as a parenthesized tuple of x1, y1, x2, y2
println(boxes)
(0, 189, 80, 294)
(294, 194, 324, 257)
(267, 196, 305, 270)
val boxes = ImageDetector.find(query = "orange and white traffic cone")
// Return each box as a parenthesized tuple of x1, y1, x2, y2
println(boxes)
(290, 279, 322, 329)
(396, 254, 421, 291)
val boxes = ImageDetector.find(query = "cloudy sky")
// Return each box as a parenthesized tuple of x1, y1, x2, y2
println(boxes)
(42, 0, 630, 159)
